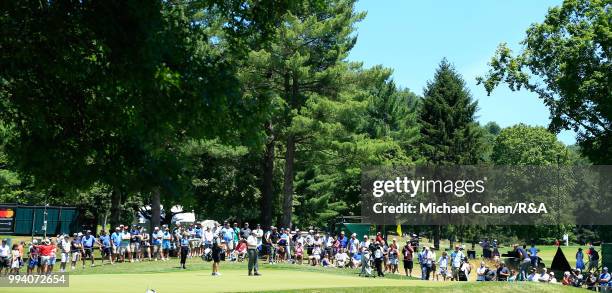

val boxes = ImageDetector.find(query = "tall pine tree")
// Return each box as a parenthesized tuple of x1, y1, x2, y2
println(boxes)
(242, 0, 365, 228)
(419, 59, 484, 249)
(420, 59, 483, 165)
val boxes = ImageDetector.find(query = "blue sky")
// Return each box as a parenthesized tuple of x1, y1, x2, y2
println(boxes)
(347, 0, 576, 145)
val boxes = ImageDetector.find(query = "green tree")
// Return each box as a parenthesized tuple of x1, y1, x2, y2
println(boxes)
(420, 59, 484, 165)
(492, 124, 569, 165)
(0, 1, 247, 231)
(242, 0, 365, 228)
(478, 0, 611, 164)
(419, 59, 484, 249)
(292, 64, 421, 227)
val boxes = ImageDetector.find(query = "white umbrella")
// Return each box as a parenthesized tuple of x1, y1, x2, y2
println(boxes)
(200, 220, 219, 230)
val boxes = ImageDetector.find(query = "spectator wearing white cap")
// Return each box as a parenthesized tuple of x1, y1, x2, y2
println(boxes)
(0, 239, 10, 275)
(247, 230, 261, 276)
(111, 227, 122, 262)
(81, 230, 97, 267)
(59, 235, 71, 272)
(538, 268, 550, 282)
(348, 233, 359, 257)
(70, 233, 82, 270)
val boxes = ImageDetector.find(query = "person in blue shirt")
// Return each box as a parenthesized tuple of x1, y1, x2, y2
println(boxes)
(599, 267, 611, 287)
(120, 226, 132, 263)
(179, 231, 190, 269)
(152, 226, 164, 261)
(81, 230, 97, 268)
(338, 231, 348, 249)
(130, 226, 142, 262)
(193, 224, 203, 257)
(98, 230, 112, 265)
(529, 244, 539, 267)
(576, 247, 585, 270)
(110, 227, 122, 263)
(220, 222, 235, 256)
(162, 226, 172, 260)
(515, 244, 530, 281)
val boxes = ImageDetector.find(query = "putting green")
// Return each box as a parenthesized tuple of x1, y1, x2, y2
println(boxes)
(1, 264, 583, 293)
(3, 268, 419, 293)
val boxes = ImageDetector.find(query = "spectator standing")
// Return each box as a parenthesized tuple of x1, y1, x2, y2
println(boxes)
(26, 240, 39, 275)
(450, 245, 464, 281)
(120, 227, 132, 262)
(130, 225, 142, 261)
(240, 223, 251, 240)
(179, 231, 190, 269)
(587, 245, 599, 272)
(402, 240, 414, 277)
(99, 230, 113, 265)
(429, 246, 437, 280)
(438, 251, 450, 281)
(0, 239, 10, 275)
(373, 240, 385, 277)
(81, 230, 97, 267)
(59, 235, 71, 272)
(460, 257, 471, 281)
(347, 234, 359, 258)
(576, 247, 585, 270)
(254, 224, 264, 253)
(162, 226, 173, 261)
(221, 222, 235, 255)
(10, 244, 20, 275)
(110, 227, 122, 262)
(232, 223, 240, 246)
(203, 226, 214, 249)
(388, 239, 398, 274)
(36, 239, 55, 275)
(338, 231, 347, 250)
(70, 234, 82, 270)
(481, 239, 491, 258)
(529, 244, 539, 267)
(141, 228, 151, 261)
(515, 244, 530, 281)
(152, 227, 163, 261)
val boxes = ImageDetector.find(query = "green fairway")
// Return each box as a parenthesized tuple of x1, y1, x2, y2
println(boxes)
(1, 257, 585, 293)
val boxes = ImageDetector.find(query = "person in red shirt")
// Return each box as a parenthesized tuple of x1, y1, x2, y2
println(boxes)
(234, 240, 247, 262)
(402, 240, 414, 277)
(35, 239, 55, 275)
(376, 232, 384, 244)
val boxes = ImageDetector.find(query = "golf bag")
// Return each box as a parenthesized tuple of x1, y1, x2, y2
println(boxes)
(202, 248, 212, 262)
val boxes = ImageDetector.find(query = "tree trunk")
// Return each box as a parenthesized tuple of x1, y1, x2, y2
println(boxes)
(150, 187, 161, 232)
(433, 225, 441, 250)
(281, 73, 299, 230)
(110, 188, 122, 229)
(261, 121, 275, 229)
(281, 134, 295, 229)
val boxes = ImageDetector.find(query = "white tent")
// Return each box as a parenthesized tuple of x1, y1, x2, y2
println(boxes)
(137, 205, 196, 225)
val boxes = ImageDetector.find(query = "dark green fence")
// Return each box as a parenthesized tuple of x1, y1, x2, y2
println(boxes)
(4, 205, 79, 236)
(603, 243, 612, 271)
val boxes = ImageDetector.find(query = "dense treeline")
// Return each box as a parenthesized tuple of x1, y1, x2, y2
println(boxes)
(0, 0, 609, 244)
